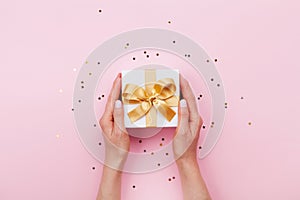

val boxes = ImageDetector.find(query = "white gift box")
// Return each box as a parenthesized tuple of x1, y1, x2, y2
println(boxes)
(121, 69, 179, 128)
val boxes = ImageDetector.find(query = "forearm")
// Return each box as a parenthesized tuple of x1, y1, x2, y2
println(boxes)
(97, 165, 122, 200)
(176, 157, 211, 200)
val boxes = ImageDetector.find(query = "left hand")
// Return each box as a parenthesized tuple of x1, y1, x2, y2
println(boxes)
(99, 74, 130, 171)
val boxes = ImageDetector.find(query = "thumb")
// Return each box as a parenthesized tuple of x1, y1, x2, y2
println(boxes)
(176, 99, 189, 135)
(113, 100, 126, 135)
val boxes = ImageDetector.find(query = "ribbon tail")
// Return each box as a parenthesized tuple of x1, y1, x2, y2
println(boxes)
(127, 102, 152, 123)
(154, 101, 176, 122)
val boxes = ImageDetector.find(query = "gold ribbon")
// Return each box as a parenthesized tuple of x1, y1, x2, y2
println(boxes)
(122, 70, 178, 127)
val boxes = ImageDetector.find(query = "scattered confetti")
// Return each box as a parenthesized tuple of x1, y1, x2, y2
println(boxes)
(59, 89, 63, 93)
(73, 68, 77, 72)
(56, 134, 60, 138)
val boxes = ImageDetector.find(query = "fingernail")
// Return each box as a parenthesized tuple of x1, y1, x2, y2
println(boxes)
(180, 99, 187, 107)
(115, 100, 122, 108)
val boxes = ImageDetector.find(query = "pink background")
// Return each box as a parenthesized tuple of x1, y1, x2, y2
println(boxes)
(1, 0, 300, 199)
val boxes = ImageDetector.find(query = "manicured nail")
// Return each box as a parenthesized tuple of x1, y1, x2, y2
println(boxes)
(115, 100, 122, 108)
(180, 99, 187, 107)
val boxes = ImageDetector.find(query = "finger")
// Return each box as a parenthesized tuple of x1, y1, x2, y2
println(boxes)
(101, 73, 122, 122)
(113, 100, 127, 136)
(176, 99, 189, 135)
(180, 75, 200, 122)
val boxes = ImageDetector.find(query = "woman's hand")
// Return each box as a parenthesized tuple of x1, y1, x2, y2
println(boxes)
(172, 75, 211, 200)
(173, 75, 203, 163)
(97, 74, 129, 200)
(99, 73, 130, 171)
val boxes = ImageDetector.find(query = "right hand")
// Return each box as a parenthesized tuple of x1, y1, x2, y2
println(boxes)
(172, 75, 203, 163)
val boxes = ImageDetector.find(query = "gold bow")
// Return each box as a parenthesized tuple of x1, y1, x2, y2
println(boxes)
(122, 77, 178, 126)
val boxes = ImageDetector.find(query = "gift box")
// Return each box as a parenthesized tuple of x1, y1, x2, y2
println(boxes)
(121, 69, 179, 128)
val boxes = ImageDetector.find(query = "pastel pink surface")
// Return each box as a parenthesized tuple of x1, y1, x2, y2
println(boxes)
(1, 0, 300, 200)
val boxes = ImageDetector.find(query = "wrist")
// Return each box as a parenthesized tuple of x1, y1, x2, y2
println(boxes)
(103, 164, 123, 175)
(176, 156, 199, 171)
